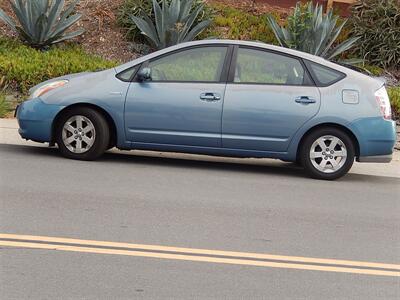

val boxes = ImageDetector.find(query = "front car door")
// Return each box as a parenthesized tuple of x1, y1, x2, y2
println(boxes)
(222, 46, 321, 153)
(124, 45, 231, 148)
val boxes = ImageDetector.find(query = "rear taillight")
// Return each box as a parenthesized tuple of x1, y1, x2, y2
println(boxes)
(375, 86, 392, 120)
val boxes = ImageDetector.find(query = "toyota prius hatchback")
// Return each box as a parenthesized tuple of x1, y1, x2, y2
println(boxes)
(16, 40, 396, 180)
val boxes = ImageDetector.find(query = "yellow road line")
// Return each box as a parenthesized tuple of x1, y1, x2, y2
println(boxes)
(1, 233, 399, 271)
(1, 240, 399, 277)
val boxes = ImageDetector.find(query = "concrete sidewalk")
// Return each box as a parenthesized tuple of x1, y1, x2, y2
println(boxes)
(1, 118, 399, 178)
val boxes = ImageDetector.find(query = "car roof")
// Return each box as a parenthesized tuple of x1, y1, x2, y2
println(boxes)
(114, 39, 371, 80)
(186, 39, 327, 62)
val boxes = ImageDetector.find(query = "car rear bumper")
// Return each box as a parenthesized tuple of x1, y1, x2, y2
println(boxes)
(16, 98, 64, 143)
(356, 154, 392, 163)
(349, 117, 396, 159)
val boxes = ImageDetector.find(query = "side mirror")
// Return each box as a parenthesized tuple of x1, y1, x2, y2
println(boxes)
(137, 67, 152, 82)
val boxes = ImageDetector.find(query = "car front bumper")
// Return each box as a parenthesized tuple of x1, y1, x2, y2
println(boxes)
(16, 98, 65, 143)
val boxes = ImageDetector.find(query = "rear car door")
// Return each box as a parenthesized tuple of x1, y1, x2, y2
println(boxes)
(222, 46, 321, 152)
(124, 45, 231, 148)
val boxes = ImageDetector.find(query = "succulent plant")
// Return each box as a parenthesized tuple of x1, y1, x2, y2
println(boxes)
(267, 2, 360, 63)
(130, 0, 211, 50)
(0, 0, 84, 49)
(117, 0, 211, 42)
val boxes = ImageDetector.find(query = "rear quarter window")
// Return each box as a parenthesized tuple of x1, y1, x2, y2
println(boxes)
(306, 61, 346, 87)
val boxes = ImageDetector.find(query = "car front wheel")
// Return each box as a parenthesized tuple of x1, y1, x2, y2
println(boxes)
(300, 128, 355, 180)
(55, 107, 110, 160)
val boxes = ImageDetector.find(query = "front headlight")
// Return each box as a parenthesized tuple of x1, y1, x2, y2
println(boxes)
(30, 80, 69, 99)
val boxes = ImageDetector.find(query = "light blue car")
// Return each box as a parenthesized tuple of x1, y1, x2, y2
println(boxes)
(16, 40, 396, 180)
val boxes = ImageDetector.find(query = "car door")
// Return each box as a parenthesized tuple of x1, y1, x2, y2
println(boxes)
(124, 45, 230, 148)
(222, 46, 321, 153)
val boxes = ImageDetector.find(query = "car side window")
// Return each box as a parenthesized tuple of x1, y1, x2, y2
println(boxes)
(307, 62, 345, 86)
(234, 48, 306, 85)
(148, 47, 228, 82)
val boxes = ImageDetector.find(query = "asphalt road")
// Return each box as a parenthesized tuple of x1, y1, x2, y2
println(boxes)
(0, 143, 399, 299)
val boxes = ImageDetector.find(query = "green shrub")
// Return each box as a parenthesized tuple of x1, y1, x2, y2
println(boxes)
(361, 65, 384, 76)
(0, 0, 84, 49)
(267, 2, 360, 63)
(350, 0, 400, 68)
(0, 93, 11, 118)
(0, 37, 117, 93)
(388, 86, 400, 118)
(118, 0, 212, 42)
(203, 4, 280, 44)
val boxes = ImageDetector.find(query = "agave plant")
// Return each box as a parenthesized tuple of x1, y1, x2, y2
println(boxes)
(0, 0, 84, 49)
(267, 2, 360, 63)
(131, 0, 211, 50)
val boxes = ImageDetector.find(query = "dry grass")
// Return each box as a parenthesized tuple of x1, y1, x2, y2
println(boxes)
(74, 0, 138, 62)
(205, 0, 291, 15)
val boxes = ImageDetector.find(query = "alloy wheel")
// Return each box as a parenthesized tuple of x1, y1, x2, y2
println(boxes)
(62, 115, 96, 154)
(309, 135, 347, 173)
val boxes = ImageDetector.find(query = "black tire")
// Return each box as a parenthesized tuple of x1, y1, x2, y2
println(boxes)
(55, 107, 110, 160)
(299, 127, 355, 180)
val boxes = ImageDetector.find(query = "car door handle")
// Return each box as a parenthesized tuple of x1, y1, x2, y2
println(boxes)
(200, 93, 221, 102)
(295, 96, 316, 104)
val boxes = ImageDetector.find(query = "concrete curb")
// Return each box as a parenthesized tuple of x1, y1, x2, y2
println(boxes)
(1, 118, 399, 178)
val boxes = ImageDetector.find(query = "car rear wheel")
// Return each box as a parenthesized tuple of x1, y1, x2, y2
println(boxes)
(55, 107, 110, 160)
(300, 128, 355, 180)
